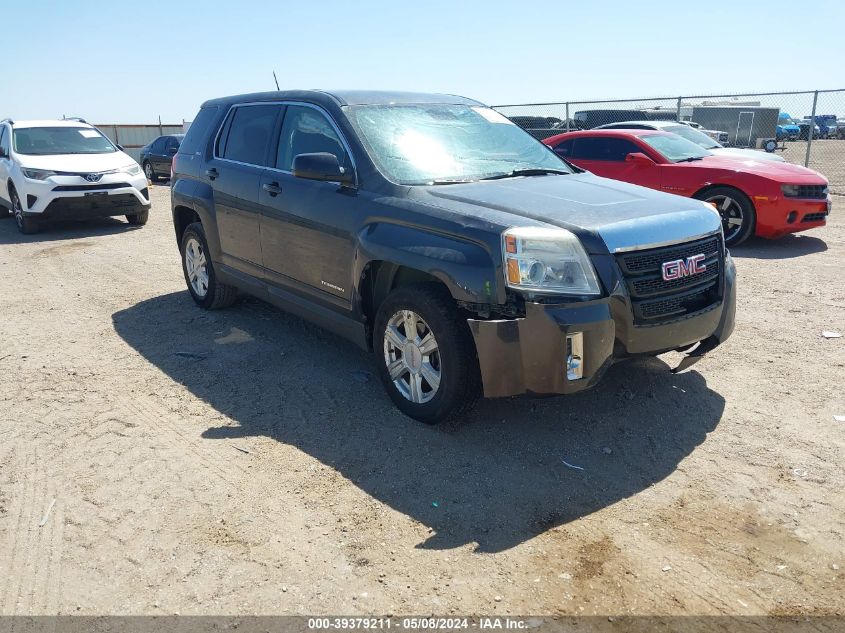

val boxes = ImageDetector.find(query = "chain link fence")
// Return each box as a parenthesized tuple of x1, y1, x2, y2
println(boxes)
(495, 89, 845, 195)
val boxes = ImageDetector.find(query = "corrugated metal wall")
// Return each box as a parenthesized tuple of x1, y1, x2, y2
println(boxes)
(95, 124, 185, 162)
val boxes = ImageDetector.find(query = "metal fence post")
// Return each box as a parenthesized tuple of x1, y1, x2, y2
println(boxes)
(804, 90, 818, 167)
(565, 102, 570, 131)
(676, 96, 682, 122)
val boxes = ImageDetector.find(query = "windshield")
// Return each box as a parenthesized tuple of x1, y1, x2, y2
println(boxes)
(663, 124, 721, 149)
(641, 134, 712, 162)
(344, 104, 572, 185)
(12, 127, 116, 155)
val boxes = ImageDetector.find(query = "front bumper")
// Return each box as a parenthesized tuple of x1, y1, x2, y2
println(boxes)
(19, 171, 150, 219)
(754, 195, 831, 239)
(25, 192, 150, 220)
(468, 254, 736, 398)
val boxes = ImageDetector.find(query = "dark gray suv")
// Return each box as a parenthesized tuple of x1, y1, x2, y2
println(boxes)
(170, 90, 736, 424)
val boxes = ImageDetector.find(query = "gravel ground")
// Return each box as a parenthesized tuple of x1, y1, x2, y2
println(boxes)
(0, 186, 843, 617)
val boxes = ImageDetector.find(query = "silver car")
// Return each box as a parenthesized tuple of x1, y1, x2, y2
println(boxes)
(595, 120, 787, 162)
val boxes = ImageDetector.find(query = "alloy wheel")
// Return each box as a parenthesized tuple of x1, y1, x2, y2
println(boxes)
(184, 237, 209, 298)
(144, 163, 153, 180)
(383, 310, 441, 404)
(706, 194, 744, 243)
(11, 192, 23, 230)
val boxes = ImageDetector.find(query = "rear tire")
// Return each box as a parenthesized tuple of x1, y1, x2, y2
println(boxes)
(373, 283, 480, 425)
(695, 186, 756, 246)
(180, 222, 237, 309)
(143, 161, 157, 183)
(10, 187, 39, 234)
(126, 210, 149, 226)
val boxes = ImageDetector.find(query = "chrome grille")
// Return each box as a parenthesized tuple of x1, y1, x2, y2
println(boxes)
(617, 234, 724, 326)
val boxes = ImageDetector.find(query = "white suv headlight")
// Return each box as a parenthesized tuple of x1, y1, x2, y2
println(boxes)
(502, 227, 601, 295)
(123, 163, 142, 176)
(22, 168, 57, 181)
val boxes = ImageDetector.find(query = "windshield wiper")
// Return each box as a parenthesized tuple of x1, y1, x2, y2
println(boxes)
(481, 168, 571, 180)
(677, 157, 705, 162)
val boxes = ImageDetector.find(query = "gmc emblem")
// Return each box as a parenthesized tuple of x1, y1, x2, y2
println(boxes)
(662, 254, 706, 281)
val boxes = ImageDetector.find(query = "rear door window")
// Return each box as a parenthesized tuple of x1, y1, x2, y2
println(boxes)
(219, 104, 280, 166)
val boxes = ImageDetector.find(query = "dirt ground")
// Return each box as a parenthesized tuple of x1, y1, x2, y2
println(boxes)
(0, 186, 843, 618)
(780, 138, 845, 195)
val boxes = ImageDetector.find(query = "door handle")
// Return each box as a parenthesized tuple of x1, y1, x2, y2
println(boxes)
(262, 182, 281, 196)
(205, 168, 218, 180)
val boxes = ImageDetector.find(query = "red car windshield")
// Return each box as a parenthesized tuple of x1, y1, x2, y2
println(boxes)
(640, 134, 712, 162)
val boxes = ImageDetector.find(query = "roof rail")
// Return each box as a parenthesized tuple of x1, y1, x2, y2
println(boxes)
(62, 116, 88, 123)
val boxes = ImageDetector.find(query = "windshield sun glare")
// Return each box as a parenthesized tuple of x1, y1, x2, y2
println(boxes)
(345, 104, 572, 185)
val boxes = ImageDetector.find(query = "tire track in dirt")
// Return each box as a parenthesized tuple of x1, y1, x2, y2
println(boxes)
(0, 443, 60, 615)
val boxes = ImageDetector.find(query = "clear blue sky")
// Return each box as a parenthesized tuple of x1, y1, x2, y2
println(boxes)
(6, 0, 844, 123)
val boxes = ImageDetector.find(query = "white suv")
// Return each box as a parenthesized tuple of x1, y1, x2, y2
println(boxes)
(0, 118, 150, 234)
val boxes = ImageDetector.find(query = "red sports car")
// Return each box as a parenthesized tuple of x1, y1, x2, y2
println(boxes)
(543, 129, 831, 245)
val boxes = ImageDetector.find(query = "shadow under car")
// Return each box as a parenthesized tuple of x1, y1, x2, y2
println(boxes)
(112, 291, 726, 552)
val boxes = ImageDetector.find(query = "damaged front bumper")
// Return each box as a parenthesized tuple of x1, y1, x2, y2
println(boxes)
(467, 254, 736, 398)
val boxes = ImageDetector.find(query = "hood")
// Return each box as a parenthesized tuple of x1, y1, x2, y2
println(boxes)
(422, 172, 721, 253)
(712, 147, 786, 162)
(693, 154, 826, 181)
(16, 150, 138, 173)
(778, 124, 800, 131)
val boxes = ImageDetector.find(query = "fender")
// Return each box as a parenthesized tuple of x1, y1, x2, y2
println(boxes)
(355, 222, 502, 306)
(171, 177, 226, 262)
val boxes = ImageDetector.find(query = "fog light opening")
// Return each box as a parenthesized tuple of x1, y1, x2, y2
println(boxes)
(787, 211, 798, 224)
(566, 332, 584, 381)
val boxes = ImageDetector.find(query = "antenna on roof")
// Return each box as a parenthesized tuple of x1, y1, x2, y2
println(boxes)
(273, 71, 280, 91)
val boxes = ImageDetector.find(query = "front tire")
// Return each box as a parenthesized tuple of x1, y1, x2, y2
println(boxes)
(10, 188, 39, 234)
(695, 186, 756, 246)
(374, 283, 480, 425)
(126, 210, 149, 226)
(180, 222, 238, 309)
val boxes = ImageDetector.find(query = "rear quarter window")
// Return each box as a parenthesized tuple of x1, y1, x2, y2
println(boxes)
(552, 139, 573, 157)
(179, 106, 221, 155)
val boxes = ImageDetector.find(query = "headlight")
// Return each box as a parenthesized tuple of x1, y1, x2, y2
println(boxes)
(123, 163, 142, 176)
(782, 183, 828, 198)
(502, 227, 601, 295)
(22, 168, 57, 180)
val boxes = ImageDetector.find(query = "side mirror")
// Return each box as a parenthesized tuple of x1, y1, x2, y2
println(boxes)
(292, 152, 354, 186)
(625, 152, 654, 165)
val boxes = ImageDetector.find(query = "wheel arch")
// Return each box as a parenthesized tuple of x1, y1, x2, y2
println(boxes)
(359, 261, 445, 341)
(173, 205, 201, 243)
(692, 183, 754, 209)
(354, 223, 501, 346)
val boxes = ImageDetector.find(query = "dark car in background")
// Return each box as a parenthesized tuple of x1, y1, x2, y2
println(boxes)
(139, 134, 184, 181)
